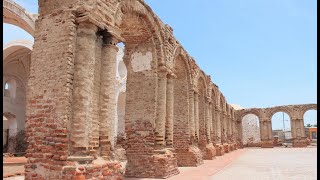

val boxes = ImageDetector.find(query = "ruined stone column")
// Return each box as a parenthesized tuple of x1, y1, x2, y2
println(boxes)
(189, 89, 195, 140)
(194, 91, 199, 140)
(215, 108, 221, 144)
(291, 118, 297, 139)
(99, 33, 118, 158)
(260, 118, 273, 148)
(299, 118, 306, 138)
(70, 22, 98, 155)
(210, 103, 215, 142)
(222, 113, 227, 144)
(237, 121, 243, 148)
(228, 115, 232, 143)
(206, 101, 212, 142)
(155, 70, 168, 147)
(166, 73, 175, 147)
(292, 118, 307, 147)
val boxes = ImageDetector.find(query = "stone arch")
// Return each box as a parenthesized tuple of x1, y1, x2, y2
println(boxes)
(3, 39, 33, 61)
(270, 111, 292, 143)
(113, 1, 175, 177)
(3, 0, 36, 36)
(238, 109, 262, 122)
(114, 0, 165, 66)
(268, 107, 293, 121)
(301, 104, 317, 117)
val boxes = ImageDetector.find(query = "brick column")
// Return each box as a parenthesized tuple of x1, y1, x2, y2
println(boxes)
(70, 22, 98, 155)
(292, 118, 307, 147)
(299, 119, 306, 138)
(227, 115, 232, 143)
(221, 113, 227, 144)
(215, 108, 221, 144)
(194, 91, 199, 140)
(291, 118, 297, 139)
(99, 33, 119, 158)
(260, 118, 273, 148)
(165, 73, 175, 147)
(189, 89, 195, 140)
(210, 103, 215, 142)
(206, 101, 212, 142)
(155, 70, 167, 147)
(237, 121, 243, 148)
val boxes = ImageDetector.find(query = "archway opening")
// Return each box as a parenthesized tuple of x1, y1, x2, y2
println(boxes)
(303, 110, 317, 142)
(197, 77, 206, 145)
(3, 114, 17, 153)
(114, 4, 167, 176)
(271, 112, 291, 145)
(241, 114, 260, 147)
(172, 55, 190, 165)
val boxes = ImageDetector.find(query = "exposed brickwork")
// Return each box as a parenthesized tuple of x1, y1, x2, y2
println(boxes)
(12, 0, 315, 179)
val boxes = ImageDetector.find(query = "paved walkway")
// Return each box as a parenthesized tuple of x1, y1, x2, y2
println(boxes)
(211, 147, 317, 180)
(3, 147, 316, 180)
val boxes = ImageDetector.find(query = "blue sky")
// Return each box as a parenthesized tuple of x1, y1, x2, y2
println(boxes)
(3, 0, 317, 129)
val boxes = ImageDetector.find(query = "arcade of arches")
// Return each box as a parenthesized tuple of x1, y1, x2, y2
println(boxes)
(2, 0, 317, 179)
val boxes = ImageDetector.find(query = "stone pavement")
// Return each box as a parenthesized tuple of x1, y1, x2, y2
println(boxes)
(210, 147, 317, 180)
(3, 147, 316, 180)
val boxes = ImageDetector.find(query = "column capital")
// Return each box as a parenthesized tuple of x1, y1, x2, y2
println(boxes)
(167, 72, 177, 79)
(158, 66, 169, 78)
(101, 30, 120, 47)
(259, 118, 269, 122)
(77, 21, 98, 37)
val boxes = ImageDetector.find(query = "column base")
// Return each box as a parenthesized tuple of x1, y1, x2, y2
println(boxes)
(236, 142, 243, 149)
(229, 143, 237, 151)
(125, 148, 179, 178)
(25, 156, 124, 179)
(215, 144, 225, 156)
(223, 144, 230, 153)
(261, 140, 274, 148)
(202, 143, 216, 160)
(176, 145, 203, 167)
(292, 139, 308, 147)
(234, 143, 238, 150)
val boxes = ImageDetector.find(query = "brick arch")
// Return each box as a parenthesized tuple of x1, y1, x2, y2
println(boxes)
(196, 72, 208, 95)
(238, 109, 262, 122)
(3, 0, 36, 36)
(301, 104, 317, 117)
(3, 39, 33, 61)
(220, 94, 227, 113)
(172, 47, 192, 84)
(114, 0, 165, 66)
(268, 107, 293, 121)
